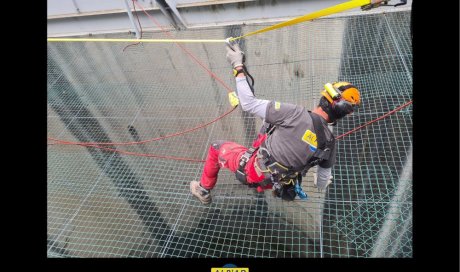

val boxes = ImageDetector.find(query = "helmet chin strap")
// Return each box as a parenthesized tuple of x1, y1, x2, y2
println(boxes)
(320, 98, 338, 125)
(326, 112, 338, 126)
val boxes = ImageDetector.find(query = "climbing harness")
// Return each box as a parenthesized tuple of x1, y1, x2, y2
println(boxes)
(235, 110, 335, 200)
(305, 111, 336, 171)
(234, 123, 275, 187)
(254, 111, 335, 200)
(258, 112, 335, 174)
(235, 146, 259, 185)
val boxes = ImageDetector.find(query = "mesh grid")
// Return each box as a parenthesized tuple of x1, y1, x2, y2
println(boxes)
(47, 11, 412, 258)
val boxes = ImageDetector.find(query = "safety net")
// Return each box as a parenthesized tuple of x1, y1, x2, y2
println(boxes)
(47, 10, 412, 258)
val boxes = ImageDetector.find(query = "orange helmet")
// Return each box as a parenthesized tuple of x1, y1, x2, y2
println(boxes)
(320, 81, 361, 121)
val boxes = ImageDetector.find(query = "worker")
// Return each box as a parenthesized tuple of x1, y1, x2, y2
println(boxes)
(190, 40, 360, 204)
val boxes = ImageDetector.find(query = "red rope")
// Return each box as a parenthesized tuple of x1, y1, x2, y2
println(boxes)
(335, 100, 412, 140)
(122, 0, 143, 51)
(49, 100, 413, 162)
(50, 138, 205, 163)
(48, 0, 238, 162)
(132, 0, 234, 93)
(48, 107, 236, 146)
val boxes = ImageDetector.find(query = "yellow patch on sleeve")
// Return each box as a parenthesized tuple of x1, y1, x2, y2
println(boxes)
(301, 129, 317, 148)
(274, 101, 281, 110)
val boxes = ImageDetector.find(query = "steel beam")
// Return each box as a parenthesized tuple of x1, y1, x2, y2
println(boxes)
(123, 0, 141, 38)
(47, 0, 412, 37)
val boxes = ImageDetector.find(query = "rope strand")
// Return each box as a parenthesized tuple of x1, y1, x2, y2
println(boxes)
(336, 100, 412, 140)
(48, 107, 236, 146)
(49, 100, 413, 162)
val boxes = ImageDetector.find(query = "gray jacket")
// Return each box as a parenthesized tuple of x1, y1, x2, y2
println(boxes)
(236, 77, 333, 189)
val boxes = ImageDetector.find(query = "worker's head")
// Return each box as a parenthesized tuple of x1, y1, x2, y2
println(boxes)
(318, 81, 360, 123)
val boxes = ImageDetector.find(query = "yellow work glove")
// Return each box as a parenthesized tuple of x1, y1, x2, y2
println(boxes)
(228, 91, 239, 107)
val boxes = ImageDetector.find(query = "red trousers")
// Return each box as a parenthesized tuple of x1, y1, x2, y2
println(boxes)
(200, 134, 271, 191)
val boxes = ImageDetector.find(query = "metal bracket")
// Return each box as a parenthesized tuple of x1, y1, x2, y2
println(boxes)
(165, 0, 188, 29)
(155, 0, 187, 30)
(71, 0, 81, 13)
(124, 0, 141, 38)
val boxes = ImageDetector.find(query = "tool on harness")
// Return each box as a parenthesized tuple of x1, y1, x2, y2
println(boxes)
(259, 159, 304, 201)
(295, 176, 308, 200)
(271, 173, 308, 201)
(255, 147, 307, 201)
(272, 181, 296, 201)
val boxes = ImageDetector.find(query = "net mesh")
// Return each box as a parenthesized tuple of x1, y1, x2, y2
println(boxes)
(47, 10, 412, 258)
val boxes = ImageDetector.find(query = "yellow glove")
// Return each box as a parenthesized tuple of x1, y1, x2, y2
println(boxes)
(228, 91, 239, 108)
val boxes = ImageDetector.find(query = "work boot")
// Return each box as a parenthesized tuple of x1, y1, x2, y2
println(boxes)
(190, 181, 212, 205)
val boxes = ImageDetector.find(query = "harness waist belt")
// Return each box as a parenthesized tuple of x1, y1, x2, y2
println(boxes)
(256, 147, 299, 181)
(235, 147, 257, 185)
